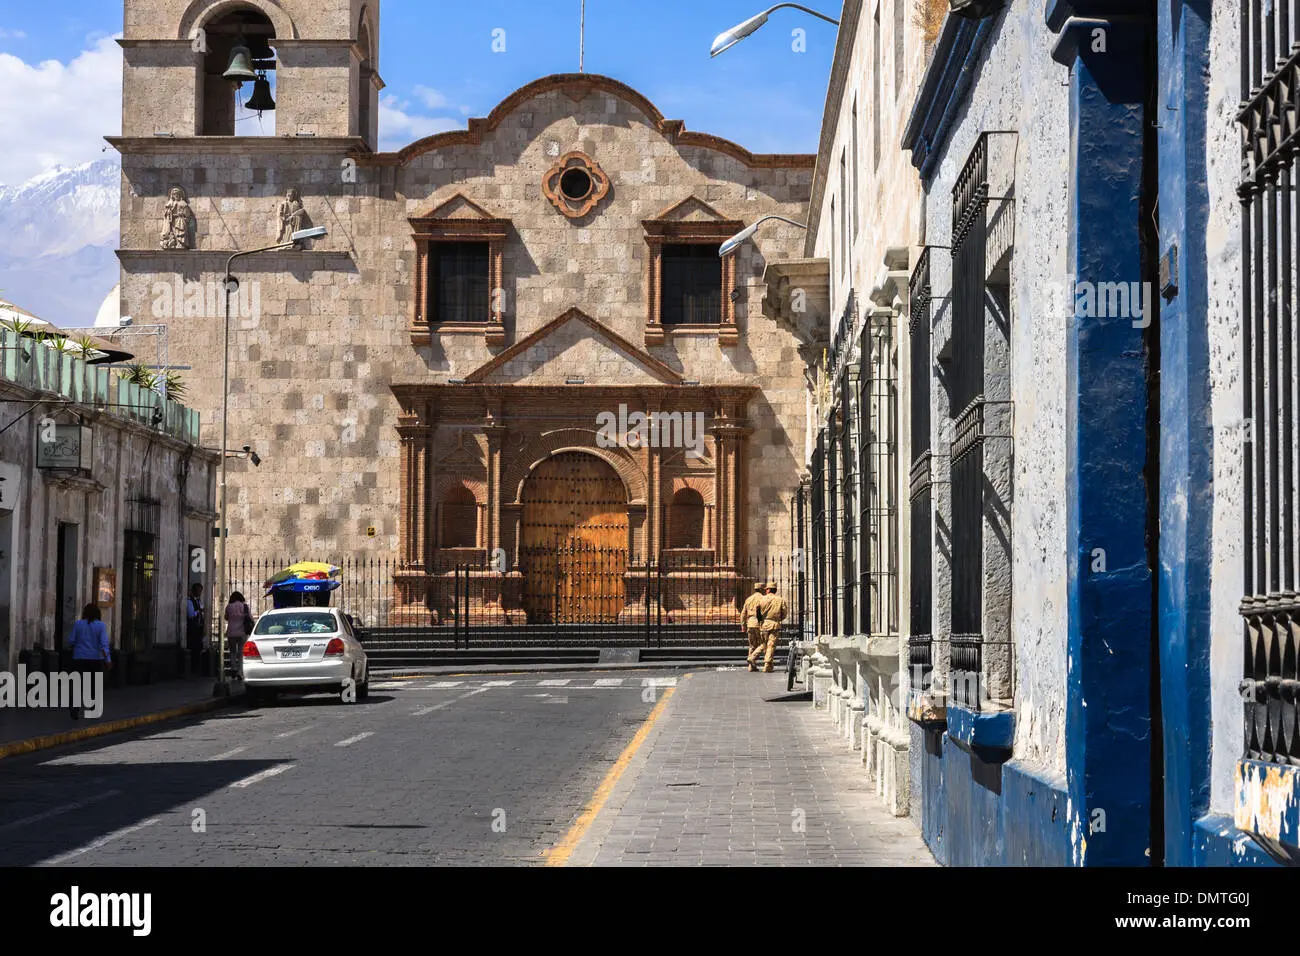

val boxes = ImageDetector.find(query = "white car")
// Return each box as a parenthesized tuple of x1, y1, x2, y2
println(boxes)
(241, 607, 369, 704)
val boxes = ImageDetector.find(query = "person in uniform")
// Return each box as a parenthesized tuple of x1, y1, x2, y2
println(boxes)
(740, 583, 765, 672)
(758, 582, 788, 673)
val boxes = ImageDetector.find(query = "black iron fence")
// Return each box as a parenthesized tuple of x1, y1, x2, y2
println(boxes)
(220, 549, 804, 646)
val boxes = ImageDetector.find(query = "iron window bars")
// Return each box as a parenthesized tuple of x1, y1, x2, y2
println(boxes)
(861, 311, 898, 638)
(950, 133, 989, 711)
(909, 246, 935, 689)
(1238, 1, 1300, 764)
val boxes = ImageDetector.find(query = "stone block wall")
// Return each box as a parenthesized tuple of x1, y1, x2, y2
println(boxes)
(115, 9, 814, 564)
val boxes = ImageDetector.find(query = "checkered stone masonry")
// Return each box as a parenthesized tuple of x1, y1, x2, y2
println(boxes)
(114, 0, 813, 562)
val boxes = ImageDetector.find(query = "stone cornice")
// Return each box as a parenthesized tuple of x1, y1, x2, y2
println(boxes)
(106, 135, 365, 155)
(391, 383, 759, 404)
(353, 73, 816, 171)
(116, 249, 355, 269)
(901, 6, 1004, 181)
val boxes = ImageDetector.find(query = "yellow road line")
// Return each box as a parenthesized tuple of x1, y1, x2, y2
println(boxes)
(544, 685, 676, 866)
(0, 697, 231, 762)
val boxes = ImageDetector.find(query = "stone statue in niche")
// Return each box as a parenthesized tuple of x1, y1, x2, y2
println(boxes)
(276, 187, 306, 242)
(159, 186, 195, 250)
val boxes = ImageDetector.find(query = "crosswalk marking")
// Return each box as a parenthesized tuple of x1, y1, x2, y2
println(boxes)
(370, 675, 679, 692)
(369, 681, 407, 690)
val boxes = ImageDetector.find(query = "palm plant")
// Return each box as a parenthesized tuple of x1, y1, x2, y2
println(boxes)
(162, 370, 188, 401)
(120, 363, 158, 390)
(69, 333, 102, 359)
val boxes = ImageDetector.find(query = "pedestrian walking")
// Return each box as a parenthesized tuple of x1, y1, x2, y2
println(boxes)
(741, 582, 765, 672)
(67, 603, 110, 719)
(757, 582, 788, 673)
(186, 583, 206, 674)
(224, 591, 256, 678)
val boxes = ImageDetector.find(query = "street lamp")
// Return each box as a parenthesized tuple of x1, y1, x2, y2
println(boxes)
(710, 3, 839, 57)
(213, 224, 325, 696)
(719, 214, 808, 257)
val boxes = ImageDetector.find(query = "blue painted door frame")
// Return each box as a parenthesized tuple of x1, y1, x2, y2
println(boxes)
(1052, 7, 1155, 866)
(1155, 0, 1214, 869)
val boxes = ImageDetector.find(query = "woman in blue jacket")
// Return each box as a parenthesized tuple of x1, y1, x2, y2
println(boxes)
(68, 603, 110, 719)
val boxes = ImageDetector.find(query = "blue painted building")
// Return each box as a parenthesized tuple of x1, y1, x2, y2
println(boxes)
(888, 0, 1294, 866)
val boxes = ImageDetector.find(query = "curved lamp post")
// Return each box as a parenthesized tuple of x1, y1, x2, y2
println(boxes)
(710, 3, 839, 57)
(719, 214, 808, 257)
(213, 224, 326, 696)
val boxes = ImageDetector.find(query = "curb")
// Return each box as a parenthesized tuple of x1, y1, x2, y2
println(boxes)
(0, 696, 237, 762)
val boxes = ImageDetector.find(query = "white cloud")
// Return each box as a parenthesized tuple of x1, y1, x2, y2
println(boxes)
(412, 85, 449, 110)
(0, 29, 27, 40)
(0, 35, 122, 188)
(378, 94, 464, 151)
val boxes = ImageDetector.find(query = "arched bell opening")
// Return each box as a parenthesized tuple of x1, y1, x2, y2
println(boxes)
(198, 5, 277, 136)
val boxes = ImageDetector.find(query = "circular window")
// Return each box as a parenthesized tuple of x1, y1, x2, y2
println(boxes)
(559, 168, 593, 201)
(543, 152, 610, 219)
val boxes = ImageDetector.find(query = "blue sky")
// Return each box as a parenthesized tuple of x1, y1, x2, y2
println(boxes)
(0, 0, 839, 185)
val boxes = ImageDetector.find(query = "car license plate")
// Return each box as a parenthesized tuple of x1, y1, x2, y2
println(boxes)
(278, 647, 306, 659)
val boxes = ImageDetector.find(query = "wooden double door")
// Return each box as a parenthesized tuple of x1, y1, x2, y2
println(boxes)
(521, 452, 628, 623)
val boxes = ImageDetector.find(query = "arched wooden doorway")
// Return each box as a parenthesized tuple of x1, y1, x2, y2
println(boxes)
(521, 451, 628, 622)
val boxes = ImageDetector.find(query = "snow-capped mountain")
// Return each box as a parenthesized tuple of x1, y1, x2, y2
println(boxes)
(0, 157, 120, 327)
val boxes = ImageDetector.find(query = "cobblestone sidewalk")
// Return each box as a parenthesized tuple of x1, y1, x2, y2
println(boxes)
(568, 669, 937, 866)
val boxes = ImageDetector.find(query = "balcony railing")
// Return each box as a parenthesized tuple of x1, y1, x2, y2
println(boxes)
(0, 327, 200, 444)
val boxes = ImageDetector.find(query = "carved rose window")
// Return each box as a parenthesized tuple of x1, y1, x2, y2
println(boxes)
(543, 152, 610, 218)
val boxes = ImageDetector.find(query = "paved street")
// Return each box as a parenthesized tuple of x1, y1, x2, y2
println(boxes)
(567, 670, 936, 866)
(0, 673, 671, 866)
(0, 669, 934, 866)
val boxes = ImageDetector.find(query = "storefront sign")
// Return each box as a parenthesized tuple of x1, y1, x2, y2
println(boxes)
(35, 425, 93, 471)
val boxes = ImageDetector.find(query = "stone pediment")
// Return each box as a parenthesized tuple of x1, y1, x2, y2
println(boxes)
(643, 195, 743, 241)
(651, 195, 729, 223)
(414, 192, 499, 221)
(464, 308, 683, 386)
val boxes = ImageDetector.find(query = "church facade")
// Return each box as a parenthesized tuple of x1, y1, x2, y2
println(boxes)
(112, 0, 821, 625)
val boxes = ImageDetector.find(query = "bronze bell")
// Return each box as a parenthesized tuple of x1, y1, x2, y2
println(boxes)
(223, 43, 257, 84)
(245, 73, 275, 111)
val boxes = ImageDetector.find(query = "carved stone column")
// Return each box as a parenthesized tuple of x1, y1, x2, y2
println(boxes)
(396, 412, 429, 570)
(710, 407, 752, 569)
(393, 409, 433, 625)
(484, 421, 506, 557)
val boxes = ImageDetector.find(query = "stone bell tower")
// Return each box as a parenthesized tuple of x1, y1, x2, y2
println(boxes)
(120, 0, 380, 145)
